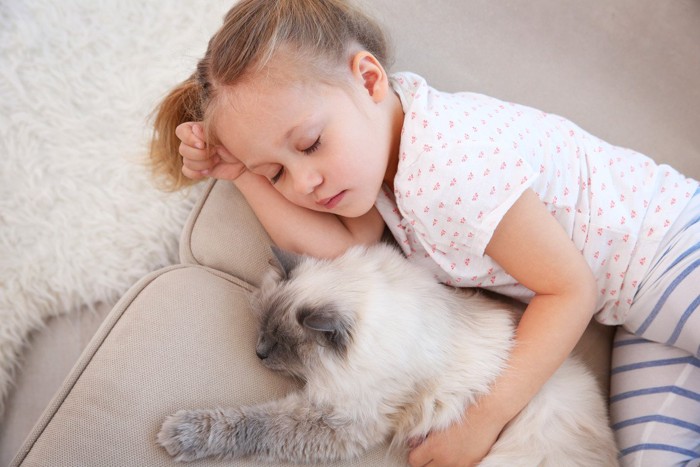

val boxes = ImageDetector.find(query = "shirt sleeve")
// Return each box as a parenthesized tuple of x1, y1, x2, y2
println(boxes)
(398, 141, 538, 257)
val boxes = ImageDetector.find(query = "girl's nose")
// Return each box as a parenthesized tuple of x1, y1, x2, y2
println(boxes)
(291, 167, 322, 195)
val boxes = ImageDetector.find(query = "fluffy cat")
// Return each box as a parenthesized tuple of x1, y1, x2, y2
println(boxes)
(158, 244, 618, 465)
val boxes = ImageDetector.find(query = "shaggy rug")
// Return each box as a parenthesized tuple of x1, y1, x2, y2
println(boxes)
(0, 0, 231, 412)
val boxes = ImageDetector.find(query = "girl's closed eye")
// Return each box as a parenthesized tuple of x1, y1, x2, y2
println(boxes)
(270, 166, 284, 184)
(302, 136, 321, 155)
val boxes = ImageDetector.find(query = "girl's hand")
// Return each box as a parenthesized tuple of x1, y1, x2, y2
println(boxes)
(407, 403, 504, 467)
(176, 122, 245, 181)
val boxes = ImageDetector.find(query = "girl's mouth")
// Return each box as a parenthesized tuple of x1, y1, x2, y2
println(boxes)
(317, 191, 346, 209)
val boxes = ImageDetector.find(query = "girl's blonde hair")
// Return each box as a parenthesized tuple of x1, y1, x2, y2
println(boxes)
(149, 0, 392, 190)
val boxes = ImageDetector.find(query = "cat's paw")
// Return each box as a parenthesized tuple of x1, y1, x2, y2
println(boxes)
(157, 409, 218, 462)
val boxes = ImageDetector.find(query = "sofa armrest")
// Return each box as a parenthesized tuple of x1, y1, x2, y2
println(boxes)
(179, 179, 273, 288)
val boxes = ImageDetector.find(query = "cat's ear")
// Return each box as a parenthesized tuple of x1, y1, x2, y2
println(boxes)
(270, 245, 302, 279)
(300, 307, 353, 355)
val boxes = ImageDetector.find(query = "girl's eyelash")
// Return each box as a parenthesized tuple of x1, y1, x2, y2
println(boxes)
(270, 167, 284, 184)
(302, 137, 321, 155)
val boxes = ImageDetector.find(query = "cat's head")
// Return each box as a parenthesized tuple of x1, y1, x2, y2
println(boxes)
(252, 246, 364, 380)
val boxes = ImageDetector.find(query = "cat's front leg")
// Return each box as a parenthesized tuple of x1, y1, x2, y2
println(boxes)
(157, 407, 247, 462)
(158, 394, 380, 463)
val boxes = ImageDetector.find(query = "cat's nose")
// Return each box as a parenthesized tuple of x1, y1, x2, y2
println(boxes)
(256, 342, 277, 360)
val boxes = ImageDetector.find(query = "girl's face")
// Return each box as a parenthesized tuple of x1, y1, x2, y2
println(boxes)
(213, 57, 400, 218)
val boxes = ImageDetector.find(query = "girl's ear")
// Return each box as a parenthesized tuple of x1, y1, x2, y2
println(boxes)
(351, 51, 389, 103)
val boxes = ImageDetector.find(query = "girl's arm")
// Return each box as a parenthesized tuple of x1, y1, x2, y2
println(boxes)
(233, 171, 386, 258)
(409, 188, 597, 466)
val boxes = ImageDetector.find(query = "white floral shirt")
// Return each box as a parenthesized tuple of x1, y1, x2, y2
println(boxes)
(375, 72, 698, 324)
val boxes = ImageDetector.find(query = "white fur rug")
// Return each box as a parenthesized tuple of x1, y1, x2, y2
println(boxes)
(0, 0, 232, 411)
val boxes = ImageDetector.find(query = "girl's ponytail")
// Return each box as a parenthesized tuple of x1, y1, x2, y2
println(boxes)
(148, 75, 204, 191)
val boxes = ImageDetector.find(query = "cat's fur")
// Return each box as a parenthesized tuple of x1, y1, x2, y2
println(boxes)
(158, 244, 618, 465)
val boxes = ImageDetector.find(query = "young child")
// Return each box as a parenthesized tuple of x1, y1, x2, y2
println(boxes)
(149, 1, 700, 465)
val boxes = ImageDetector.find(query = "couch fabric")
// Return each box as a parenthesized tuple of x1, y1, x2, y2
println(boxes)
(6, 0, 700, 465)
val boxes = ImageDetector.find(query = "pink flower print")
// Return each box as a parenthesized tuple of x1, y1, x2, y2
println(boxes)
(423, 144, 433, 152)
(422, 120, 428, 128)
(450, 178, 457, 187)
(455, 197, 462, 205)
(500, 162, 507, 170)
(472, 192, 479, 202)
(460, 217, 466, 224)
(433, 182, 441, 191)
(410, 111, 416, 120)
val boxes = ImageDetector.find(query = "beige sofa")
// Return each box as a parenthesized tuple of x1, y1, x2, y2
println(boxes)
(5, 1, 700, 465)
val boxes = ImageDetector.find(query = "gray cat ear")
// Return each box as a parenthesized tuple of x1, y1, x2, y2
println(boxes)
(270, 245, 302, 278)
(300, 307, 352, 355)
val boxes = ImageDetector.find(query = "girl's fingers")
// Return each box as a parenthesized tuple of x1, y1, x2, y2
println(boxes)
(178, 141, 210, 162)
(183, 156, 218, 172)
(181, 165, 208, 180)
(175, 122, 206, 150)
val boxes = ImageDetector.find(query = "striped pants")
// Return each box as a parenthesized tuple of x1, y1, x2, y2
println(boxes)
(611, 188, 700, 466)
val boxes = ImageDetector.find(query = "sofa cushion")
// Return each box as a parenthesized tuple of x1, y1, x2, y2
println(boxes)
(12, 265, 404, 466)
